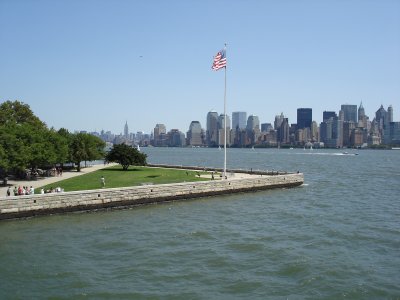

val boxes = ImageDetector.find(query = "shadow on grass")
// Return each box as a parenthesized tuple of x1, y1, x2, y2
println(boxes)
(146, 175, 161, 178)
(102, 168, 144, 172)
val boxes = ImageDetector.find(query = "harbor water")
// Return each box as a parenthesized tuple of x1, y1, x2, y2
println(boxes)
(1, 148, 399, 299)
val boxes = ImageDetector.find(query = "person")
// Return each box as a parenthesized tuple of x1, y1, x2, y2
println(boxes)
(40, 188, 44, 194)
(101, 176, 105, 187)
(30, 186, 35, 195)
(13, 186, 17, 196)
(6, 187, 11, 196)
(211, 172, 214, 180)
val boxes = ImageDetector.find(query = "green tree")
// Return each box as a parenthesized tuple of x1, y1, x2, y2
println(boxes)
(48, 128, 69, 166)
(0, 100, 46, 129)
(70, 133, 105, 171)
(0, 101, 77, 177)
(105, 143, 147, 170)
(0, 123, 30, 175)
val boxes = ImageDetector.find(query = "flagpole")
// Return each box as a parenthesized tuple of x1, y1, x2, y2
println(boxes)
(223, 44, 227, 179)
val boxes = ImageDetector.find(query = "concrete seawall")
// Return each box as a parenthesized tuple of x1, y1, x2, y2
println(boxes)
(0, 173, 304, 220)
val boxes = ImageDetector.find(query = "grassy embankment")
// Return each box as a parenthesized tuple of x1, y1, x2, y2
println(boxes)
(38, 165, 210, 193)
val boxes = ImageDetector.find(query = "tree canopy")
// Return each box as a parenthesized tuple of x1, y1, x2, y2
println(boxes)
(70, 132, 105, 172)
(0, 100, 105, 177)
(105, 143, 147, 170)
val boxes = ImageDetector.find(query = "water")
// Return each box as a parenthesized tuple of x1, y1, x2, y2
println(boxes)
(1, 148, 399, 299)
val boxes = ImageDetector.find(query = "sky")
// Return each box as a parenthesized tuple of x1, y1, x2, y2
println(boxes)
(1, 0, 399, 135)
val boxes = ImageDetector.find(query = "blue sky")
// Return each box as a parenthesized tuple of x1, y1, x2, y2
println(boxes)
(1, 0, 399, 134)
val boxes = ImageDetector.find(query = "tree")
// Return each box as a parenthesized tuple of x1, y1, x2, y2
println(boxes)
(105, 143, 147, 170)
(0, 101, 48, 176)
(0, 100, 46, 129)
(70, 133, 105, 171)
(0, 100, 104, 176)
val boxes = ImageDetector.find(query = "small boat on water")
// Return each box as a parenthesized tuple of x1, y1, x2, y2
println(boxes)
(342, 151, 359, 156)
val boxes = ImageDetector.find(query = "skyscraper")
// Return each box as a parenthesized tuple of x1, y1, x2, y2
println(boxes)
(153, 124, 166, 146)
(218, 114, 231, 146)
(261, 123, 273, 132)
(206, 111, 219, 146)
(246, 115, 260, 131)
(376, 105, 388, 132)
(297, 108, 312, 129)
(358, 102, 365, 121)
(388, 105, 393, 123)
(341, 104, 358, 123)
(274, 113, 285, 130)
(232, 111, 247, 130)
(278, 118, 290, 144)
(124, 121, 129, 139)
(323, 111, 337, 122)
(187, 121, 203, 146)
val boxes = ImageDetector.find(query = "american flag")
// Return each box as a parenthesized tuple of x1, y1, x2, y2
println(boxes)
(212, 49, 227, 71)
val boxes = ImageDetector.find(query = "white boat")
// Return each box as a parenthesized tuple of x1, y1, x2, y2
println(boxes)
(136, 145, 141, 151)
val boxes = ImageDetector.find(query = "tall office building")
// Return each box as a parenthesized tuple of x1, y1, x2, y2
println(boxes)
(153, 124, 167, 146)
(384, 122, 400, 145)
(187, 121, 203, 146)
(278, 118, 290, 144)
(274, 113, 285, 130)
(358, 102, 365, 121)
(358, 102, 369, 128)
(375, 105, 388, 133)
(206, 111, 219, 146)
(323, 111, 337, 122)
(246, 115, 260, 131)
(232, 111, 247, 130)
(341, 104, 358, 123)
(124, 121, 129, 139)
(388, 105, 393, 123)
(261, 123, 273, 132)
(218, 114, 231, 129)
(168, 129, 186, 147)
(297, 108, 312, 129)
(154, 124, 166, 138)
(218, 114, 231, 146)
(311, 121, 319, 142)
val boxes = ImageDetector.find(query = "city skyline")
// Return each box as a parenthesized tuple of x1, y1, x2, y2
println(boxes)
(87, 102, 395, 137)
(1, 1, 399, 134)
(94, 103, 400, 146)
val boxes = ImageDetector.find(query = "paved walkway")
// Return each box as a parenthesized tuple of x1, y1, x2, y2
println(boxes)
(0, 164, 116, 198)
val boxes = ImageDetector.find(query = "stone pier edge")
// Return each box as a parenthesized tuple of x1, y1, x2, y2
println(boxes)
(0, 168, 304, 221)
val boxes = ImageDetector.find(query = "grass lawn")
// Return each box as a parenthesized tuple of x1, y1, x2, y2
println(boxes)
(37, 165, 210, 193)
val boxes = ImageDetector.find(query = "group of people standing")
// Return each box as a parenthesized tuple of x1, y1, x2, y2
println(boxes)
(5, 185, 65, 197)
(7, 186, 35, 196)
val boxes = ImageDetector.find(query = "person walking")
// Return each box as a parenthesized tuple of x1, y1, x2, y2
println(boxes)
(6, 187, 11, 196)
(101, 176, 105, 188)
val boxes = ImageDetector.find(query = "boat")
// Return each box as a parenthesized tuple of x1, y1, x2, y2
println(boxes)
(342, 151, 359, 156)
(136, 145, 141, 151)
